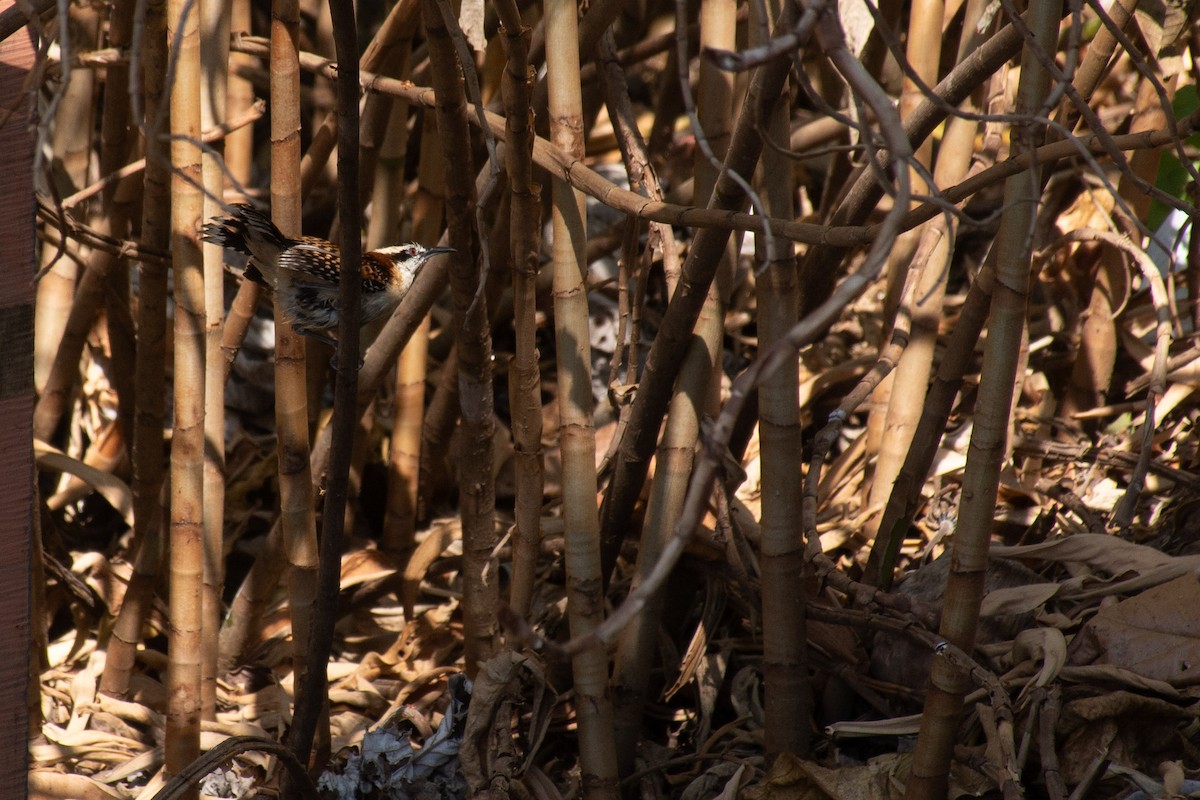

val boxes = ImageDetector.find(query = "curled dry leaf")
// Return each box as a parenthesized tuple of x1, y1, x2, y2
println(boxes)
(34, 441, 134, 527)
(459, 651, 555, 797)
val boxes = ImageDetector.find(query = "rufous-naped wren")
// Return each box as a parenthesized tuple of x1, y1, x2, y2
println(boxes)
(201, 203, 452, 345)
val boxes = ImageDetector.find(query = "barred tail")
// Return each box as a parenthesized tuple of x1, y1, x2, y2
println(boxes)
(201, 203, 289, 287)
(199, 203, 289, 254)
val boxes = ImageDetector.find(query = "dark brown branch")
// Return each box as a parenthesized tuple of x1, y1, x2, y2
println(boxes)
(288, 0, 361, 773)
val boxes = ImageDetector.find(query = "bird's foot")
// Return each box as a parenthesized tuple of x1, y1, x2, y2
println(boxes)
(328, 352, 364, 371)
(294, 326, 338, 348)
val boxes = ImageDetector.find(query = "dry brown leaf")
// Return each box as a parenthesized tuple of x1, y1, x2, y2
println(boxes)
(1058, 692, 1194, 784)
(1057, 665, 1181, 697)
(403, 519, 462, 616)
(980, 581, 1061, 617)
(1068, 573, 1200, 686)
(991, 534, 1200, 601)
(329, 710, 373, 754)
(339, 547, 398, 589)
(29, 770, 124, 800)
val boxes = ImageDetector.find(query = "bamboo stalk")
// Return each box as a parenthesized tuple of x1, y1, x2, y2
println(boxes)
(218, 521, 286, 670)
(595, 1, 795, 582)
(611, 0, 736, 770)
(31, 0, 140, 446)
(164, 0, 204, 787)
(371, 34, 423, 558)
(101, 0, 170, 699)
(494, 0, 543, 618)
(421, 0, 498, 676)
(384, 109, 441, 561)
(268, 0, 324, 766)
(863, 0, 986, 555)
(224, 0, 254, 197)
(753, 0, 806, 759)
(861, 0, 944, 520)
(903, 4, 1060, 796)
(198, 0, 228, 721)
(796, 17, 1026, 316)
(543, 0, 618, 791)
(98, 0, 138, 446)
(34, 2, 97, 393)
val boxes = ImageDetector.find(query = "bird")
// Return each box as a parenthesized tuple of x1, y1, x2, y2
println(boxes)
(200, 203, 453, 346)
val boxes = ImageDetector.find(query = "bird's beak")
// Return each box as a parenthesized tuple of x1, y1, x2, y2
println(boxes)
(424, 246, 455, 258)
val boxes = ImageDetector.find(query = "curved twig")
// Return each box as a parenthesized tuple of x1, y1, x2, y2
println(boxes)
(149, 735, 318, 800)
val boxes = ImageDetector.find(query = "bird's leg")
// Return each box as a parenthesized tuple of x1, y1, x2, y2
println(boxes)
(293, 326, 366, 372)
(294, 325, 339, 348)
(293, 326, 346, 371)
(326, 352, 367, 373)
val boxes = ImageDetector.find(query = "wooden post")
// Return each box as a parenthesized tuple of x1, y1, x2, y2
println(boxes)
(0, 12, 35, 798)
